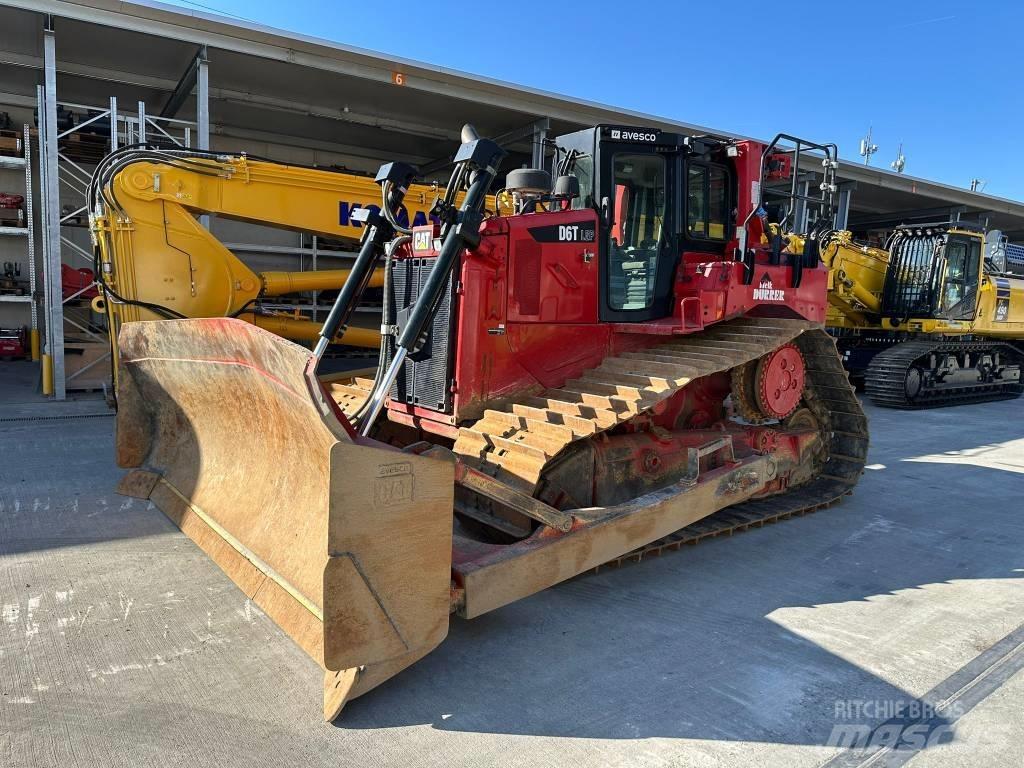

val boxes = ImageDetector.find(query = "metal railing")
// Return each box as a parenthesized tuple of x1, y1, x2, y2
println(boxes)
(36, 94, 197, 392)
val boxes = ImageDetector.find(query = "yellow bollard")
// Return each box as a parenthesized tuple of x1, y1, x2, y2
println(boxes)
(29, 328, 40, 361)
(41, 353, 53, 396)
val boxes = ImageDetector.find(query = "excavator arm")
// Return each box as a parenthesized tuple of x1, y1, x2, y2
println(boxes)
(816, 230, 890, 328)
(90, 148, 506, 377)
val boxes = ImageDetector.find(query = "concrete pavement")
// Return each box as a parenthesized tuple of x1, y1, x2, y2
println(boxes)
(1, 394, 1022, 767)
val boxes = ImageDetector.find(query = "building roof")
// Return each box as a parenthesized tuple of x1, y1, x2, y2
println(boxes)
(4, 0, 1024, 236)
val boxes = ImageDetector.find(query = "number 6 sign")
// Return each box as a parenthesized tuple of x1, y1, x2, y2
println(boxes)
(391, 71, 406, 86)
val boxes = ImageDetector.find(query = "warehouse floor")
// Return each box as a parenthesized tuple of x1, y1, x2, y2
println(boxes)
(1, 388, 1022, 767)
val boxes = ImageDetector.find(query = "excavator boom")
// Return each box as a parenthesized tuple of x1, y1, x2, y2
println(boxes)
(90, 148, 509, 381)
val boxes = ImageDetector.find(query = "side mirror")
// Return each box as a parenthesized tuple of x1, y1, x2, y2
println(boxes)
(600, 195, 611, 227)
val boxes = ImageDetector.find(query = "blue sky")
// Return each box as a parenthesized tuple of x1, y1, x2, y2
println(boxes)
(163, 0, 1024, 200)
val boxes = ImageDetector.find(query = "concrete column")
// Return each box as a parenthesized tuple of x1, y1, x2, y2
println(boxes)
(137, 100, 146, 143)
(197, 46, 210, 150)
(109, 96, 118, 150)
(42, 17, 66, 400)
(197, 47, 210, 229)
(531, 122, 547, 171)
(835, 186, 853, 231)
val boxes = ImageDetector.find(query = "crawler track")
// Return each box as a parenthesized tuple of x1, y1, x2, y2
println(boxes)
(332, 318, 869, 563)
(600, 326, 868, 566)
(453, 318, 827, 492)
(865, 339, 1024, 409)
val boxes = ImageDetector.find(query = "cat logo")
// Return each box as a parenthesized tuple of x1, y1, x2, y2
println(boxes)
(374, 462, 414, 507)
(752, 273, 785, 302)
(412, 228, 433, 252)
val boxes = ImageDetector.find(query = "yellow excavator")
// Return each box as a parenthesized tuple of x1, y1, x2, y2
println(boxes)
(88, 146, 507, 382)
(815, 225, 1024, 406)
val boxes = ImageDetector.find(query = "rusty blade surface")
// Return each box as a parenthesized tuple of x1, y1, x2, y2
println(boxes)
(115, 318, 454, 718)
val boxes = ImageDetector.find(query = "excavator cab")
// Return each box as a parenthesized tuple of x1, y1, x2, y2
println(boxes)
(939, 233, 983, 320)
(881, 223, 986, 323)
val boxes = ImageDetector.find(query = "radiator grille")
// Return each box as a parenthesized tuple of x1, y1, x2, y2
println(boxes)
(385, 257, 456, 413)
(1007, 242, 1024, 274)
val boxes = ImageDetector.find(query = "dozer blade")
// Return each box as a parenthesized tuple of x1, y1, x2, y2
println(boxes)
(114, 318, 454, 720)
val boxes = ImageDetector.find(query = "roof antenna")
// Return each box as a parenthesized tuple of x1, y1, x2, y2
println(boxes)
(859, 127, 878, 165)
(890, 142, 906, 173)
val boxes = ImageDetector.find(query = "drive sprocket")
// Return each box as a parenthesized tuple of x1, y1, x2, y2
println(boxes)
(754, 343, 805, 420)
(730, 360, 769, 423)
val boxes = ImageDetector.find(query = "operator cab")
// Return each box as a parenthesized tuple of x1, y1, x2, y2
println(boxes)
(553, 125, 734, 322)
(881, 224, 985, 323)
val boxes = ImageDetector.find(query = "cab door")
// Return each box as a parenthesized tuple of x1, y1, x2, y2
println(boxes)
(939, 235, 982, 321)
(597, 147, 676, 322)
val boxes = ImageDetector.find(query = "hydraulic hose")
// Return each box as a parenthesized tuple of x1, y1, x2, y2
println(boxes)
(311, 162, 417, 366)
(352, 233, 409, 423)
(357, 126, 506, 436)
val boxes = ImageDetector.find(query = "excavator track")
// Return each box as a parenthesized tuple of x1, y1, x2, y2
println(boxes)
(865, 339, 1024, 409)
(331, 318, 868, 562)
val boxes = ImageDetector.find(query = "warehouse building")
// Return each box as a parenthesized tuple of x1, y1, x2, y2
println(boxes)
(2, 0, 1024, 399)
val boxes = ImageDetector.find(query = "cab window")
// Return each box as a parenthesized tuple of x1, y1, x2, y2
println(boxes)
(569, 153, 594, 210)
(940, 236, 981, 319)
(607, 153, 666, 311)
(687, 164, 729, 241)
